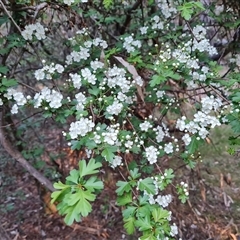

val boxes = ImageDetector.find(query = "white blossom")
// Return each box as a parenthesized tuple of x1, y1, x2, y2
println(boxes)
(145, 146, 158, 164)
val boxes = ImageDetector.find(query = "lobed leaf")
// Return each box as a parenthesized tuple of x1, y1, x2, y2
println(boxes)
(79, 158, 102, 178)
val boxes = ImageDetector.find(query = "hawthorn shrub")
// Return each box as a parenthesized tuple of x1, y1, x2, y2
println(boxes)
(1, 0, 240, 239)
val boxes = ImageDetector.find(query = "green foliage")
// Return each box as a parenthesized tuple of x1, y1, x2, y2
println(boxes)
(103, 0, 113, 9)
(178, 1, 205, 20)
(51, 159, 103, 225)
(0, 77, 17, 93)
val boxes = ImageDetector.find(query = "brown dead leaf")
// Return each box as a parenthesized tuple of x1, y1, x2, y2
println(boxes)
(42, 192, 58, 214)
(114, 56, 145, 102)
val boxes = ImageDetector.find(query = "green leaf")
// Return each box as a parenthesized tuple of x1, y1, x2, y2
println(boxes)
(67, 189, 96, 216)
(123, 206, 137, 218)
(136, 204, 151, 218)
(152, 208, 170, 223)
(101, 146, 117, 162)
(51, 182, 71, 203)
(84, 176, 104, 192)
(135, 216, 152, 231)
(2, 78, 17, 87)
(179, 194, 188, 203)
(129, 168, 141, 180)
(117, 192, 133, 206)
(164, 168, 174, 180)
(231, 92, 240, 103)
(51, 190, 66, 203)
(88, 86, 100, 96)
(187, 135, 199, 154)
(66, 169, 80, 184)
(53, 181, 71, 190)
(138, 177, 155, 194)
(63, 205, 81, 225)
(150, 75, 166, 87)
(124, 217, 136, 234)
(193, 1, 205, 10)
(103, 0, 113, 9)
(0, 15, 9, 25)
(79, 158, 102, 178)
(0, 66, 8, 74)
(116, 181, 132, 195)
(138, 195, 149, 205)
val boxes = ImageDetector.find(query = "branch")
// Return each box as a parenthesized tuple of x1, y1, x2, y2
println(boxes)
(0, 108, 55, 192)
(0, 0, 22, 33)
(119, 0, 142, 34)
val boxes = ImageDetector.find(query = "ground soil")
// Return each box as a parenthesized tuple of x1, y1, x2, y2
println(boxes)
(1, 133, 240, 240)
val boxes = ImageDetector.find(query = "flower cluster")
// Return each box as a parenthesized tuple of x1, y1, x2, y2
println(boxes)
(75, 92, 87, 111)
(69, 117, 94, 139)
(66, 35, 107, 64)
(186, 25, 218, 57)
(66, 47, 90, 64)
(103, 126, 119, 145)
(180, 182, 189, 196)
(21, 23, 46, 41)
(147, 193, 172, 208)
(106, 100, 123, 116)
(145, 146, 158, 164)
(63, 0, 88, 6)
(35, 62, 64, 80)
(156, 0, 177, 18)
(33, 87, 63, 109)
(110, 155, 122, 168)
(105, 65, 131, 93)
(151, 16, 164, 30)
(123, 35, 141, 53)
(4, 88, 28, 114)
(140, 120, 152, 132)
(176, 96, 222, 140)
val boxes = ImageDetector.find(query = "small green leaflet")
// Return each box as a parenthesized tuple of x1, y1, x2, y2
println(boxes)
(117, 192, 133, 206)
(138, 177, 155, 194)
(1, 78, 17, 87)
(187, 135, 202, 154)
(116, 181, 132, 195)
(150, 75, 166, 87)
(129, 168, 141, 180)
(84, 176, 104, 192)
(79, 158, 102, 178)
(136, 205, 151, 218)
(179, 194, 188, 204)
(51, 181, 71, 203)
(135, 216, 152, 231)
(101, 145, 117, 162)
(62, 205, 81, 226)
(66, 169, 80, 184)
(103, 0, 113, 9)
(88, 86, 100, 96)
(152, 208, 170, 223)
(0, 66, 8, 74)
(53, 181, 70, 190)
(178, 1, 205, 20)
(124, 217, 136, 234)
(122, 206, 137, 219)
(150, 70, 181, 87)
(164, 169, 174, 181)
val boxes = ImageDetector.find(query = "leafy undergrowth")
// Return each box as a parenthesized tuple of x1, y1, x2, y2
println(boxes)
(1, 126, 240, 240)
